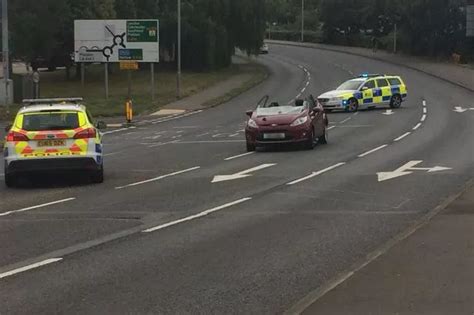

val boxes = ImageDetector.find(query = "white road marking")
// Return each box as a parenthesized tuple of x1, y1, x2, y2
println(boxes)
(420, 114, 427, 122)
(339, 117, 352, 124)
(212, 133, 225, 138)
(142, 197, 252, 233)
(358, 145, 388, 158)
(0, 258, 63, 280)
(148, 140, 179, 148)
(382, 110, 394, 116)
(0, 198, 76, 217)
(413, 122, 422, 130)
(394, 132, 411, 142)
(453, 106, 474, 113)
(301, 88, 305, 93)
(229, 133, 240, 137)
(104, 152, 120, 157)
(212, 163, 276, 183)
(173, 126, 199, 129)
(378, 160, 452, 182)
(422, 100, 427, 107)
(115, 167, 201, 190)
(305, 81, 310, 87)
(423, 107, 427, 114)
(353, 112, 359, 116)
(327, 126, 336, 130)
(196, 132, 210, 137)
(287, 163, 346, 185)
(224, 152, 255, 161)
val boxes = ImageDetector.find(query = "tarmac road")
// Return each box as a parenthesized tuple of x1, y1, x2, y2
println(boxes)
(0, 44, 473, 314)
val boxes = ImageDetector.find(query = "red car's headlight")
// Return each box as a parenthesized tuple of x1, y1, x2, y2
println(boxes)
(290, 116, 308, 127)
(247, 119, 258, 128)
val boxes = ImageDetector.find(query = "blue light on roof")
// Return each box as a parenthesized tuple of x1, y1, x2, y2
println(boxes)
(361, 73, 369, 77)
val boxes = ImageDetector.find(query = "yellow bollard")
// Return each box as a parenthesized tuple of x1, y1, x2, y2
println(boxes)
(125, 100, 133, 123)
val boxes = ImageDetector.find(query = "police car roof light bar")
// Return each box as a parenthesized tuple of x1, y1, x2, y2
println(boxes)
(22, 98, 84, 105)
(358, 73, 383, 78)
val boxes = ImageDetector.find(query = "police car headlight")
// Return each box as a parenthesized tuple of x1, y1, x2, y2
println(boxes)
(247, 119, 258, 128)
(290, 116, 308, 127)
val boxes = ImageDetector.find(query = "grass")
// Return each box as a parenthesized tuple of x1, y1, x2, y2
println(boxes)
(0, 60, 267, 121)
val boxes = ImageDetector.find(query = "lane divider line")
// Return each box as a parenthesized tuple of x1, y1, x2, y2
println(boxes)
(0, 198, 76, 217)
(358, 145, 388, 158)
(423, 107, 427, 114)
(142, 198, 252, 233)
(115, 167, 201, 190)
(413, 122, 422, 130)
(421, 114, 427, 122)
(224, 152, 255, 161)
(394, 132, 411, 142)
(287, 163, 346, 185)
(422, 100, 427, 107)
(0, 258, 63, 280)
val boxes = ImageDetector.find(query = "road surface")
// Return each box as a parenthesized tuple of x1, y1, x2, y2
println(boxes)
(0, 44, 473, 314)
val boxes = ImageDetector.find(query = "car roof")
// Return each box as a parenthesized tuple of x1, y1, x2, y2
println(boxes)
(19, 104, 87, 114)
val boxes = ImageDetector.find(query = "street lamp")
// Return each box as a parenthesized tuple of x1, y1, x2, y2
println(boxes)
(177, 0, 181, 99)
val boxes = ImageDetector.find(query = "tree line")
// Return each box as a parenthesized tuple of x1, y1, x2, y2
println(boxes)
(9, 0, 266, 71)
(266, 0, 472, 59)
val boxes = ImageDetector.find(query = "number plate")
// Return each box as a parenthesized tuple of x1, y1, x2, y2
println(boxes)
(37, 140, 66, 147)
(263, 133, 285, 139)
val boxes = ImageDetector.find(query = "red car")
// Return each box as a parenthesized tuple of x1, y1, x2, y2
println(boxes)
(245, 95, 329, 151)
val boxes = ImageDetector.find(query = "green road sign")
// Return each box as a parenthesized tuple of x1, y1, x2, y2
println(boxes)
(127, 20, 158, 43)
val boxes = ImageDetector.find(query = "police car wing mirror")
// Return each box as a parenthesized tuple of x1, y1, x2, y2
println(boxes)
(96, 121, 107, 130)
(246, 110, 253, 118)
(4, 124, 12, 132)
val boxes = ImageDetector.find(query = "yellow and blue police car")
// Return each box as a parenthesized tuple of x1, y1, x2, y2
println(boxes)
(318, 74, 408, 112)
(3, 98, 107, 187)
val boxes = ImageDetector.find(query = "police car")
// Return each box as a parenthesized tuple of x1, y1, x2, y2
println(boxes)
(318, 74, 407, 112)
(3, 98, 107, 187)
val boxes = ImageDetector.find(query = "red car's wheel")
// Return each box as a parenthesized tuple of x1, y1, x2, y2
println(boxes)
(246, 142, 256, 152)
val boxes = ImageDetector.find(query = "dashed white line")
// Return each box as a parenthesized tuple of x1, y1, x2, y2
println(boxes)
(339, 117, 352, 124)
(0, 258, 63, 280)
(287, 163, 346, 185)
(196, 132, 210, 137)
(423, 107, 427, 114)
(422, 100, 427, 107)
(327, 126, 336, 130)
(358, 145, 388, 158)
(142, 197, 252, 233)
(229, 133, 240, 137)
(413, 123, 422, 130)
(394, 132, 412, 142)
(224, 152, 255, 161)
(301, 88, 305, 93)
(212, 133, 225, 138)
(115, 167, 201, 190)
(420, 114, 427, 122)
(0, 198, 76, 217)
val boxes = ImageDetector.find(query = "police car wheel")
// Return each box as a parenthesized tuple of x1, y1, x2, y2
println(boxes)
(390, 94, 402, 108)
(347, 98, 359, 112)
(91, 167, 104, 184)
(4, 172, 16, 188)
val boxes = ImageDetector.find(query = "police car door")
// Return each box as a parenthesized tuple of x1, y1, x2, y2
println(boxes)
(375, 78, 391, 106)
(360, 79, 376, 106)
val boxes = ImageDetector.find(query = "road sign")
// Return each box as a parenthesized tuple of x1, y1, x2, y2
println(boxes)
(120, 61, 139, 70)
(212, 164, 276, 183)
(467, 5, 474, 37)
(74, 19, 159, 63)
(377, 161, 452, 182)
(32, 71, 40, 84)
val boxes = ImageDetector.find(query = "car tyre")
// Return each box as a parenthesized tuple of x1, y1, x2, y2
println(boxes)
(246, 142, 256, 152)
(4, 172, 16, 188)
(390, 94, 402, 108)
(91, 167, 104, 184)
(347, 98, 359, 112)
(304, 129, 316, 150)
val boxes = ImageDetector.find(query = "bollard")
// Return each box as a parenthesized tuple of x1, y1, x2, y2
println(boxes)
(125, 100, 133, 124)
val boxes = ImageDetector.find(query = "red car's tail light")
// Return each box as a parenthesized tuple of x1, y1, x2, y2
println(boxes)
(74, 128, 96, 139)
(6, 131, 29, 142)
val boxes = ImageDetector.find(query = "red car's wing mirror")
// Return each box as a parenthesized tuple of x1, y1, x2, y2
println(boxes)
(246, 110, 253, 117)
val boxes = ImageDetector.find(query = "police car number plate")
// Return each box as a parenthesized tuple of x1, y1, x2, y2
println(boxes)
(38, 140, 66, 147)
(263, 133, 285, 139)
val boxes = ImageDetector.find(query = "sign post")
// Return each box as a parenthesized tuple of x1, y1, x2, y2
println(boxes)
(151, 63, 155, 101)
(467, 3, 474, 37)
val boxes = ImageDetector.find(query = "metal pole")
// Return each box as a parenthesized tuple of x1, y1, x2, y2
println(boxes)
(393, 23, 397, 54)
(81, 63, 85, 88)
(301, 0, 304, 42)
(127, 69, 132, 100)
(151, 63, 155, 101)
(177, 0, 181, 99)
(104, 63, 109, 100)
(2, 0, 10, 110)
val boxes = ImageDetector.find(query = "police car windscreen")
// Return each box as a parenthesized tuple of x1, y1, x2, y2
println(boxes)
(22, 112, 80, 131)
(337, 80, 362, 91)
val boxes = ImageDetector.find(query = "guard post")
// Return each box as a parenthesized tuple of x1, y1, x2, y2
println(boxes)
(120, 61, 138, 124)
(125, 99, 133, 124)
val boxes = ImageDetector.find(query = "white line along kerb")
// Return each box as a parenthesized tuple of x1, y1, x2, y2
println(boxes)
(0, 198, 76, 217)
(287, 163, 346, 185)
(115, 167, 201, 190)
(358, 145, 388, 158)
(394, 132, 411, 142)
(413, 122, 422, 130)
(0, 258, 63, 280)
(143, 198, 252, 233)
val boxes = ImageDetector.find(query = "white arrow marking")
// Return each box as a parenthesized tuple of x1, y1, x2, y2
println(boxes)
(377, 161, 452, 182)
(382, 110, 395, 115)
(212, 164, 276, 183)
(454, 106, 474, 113)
